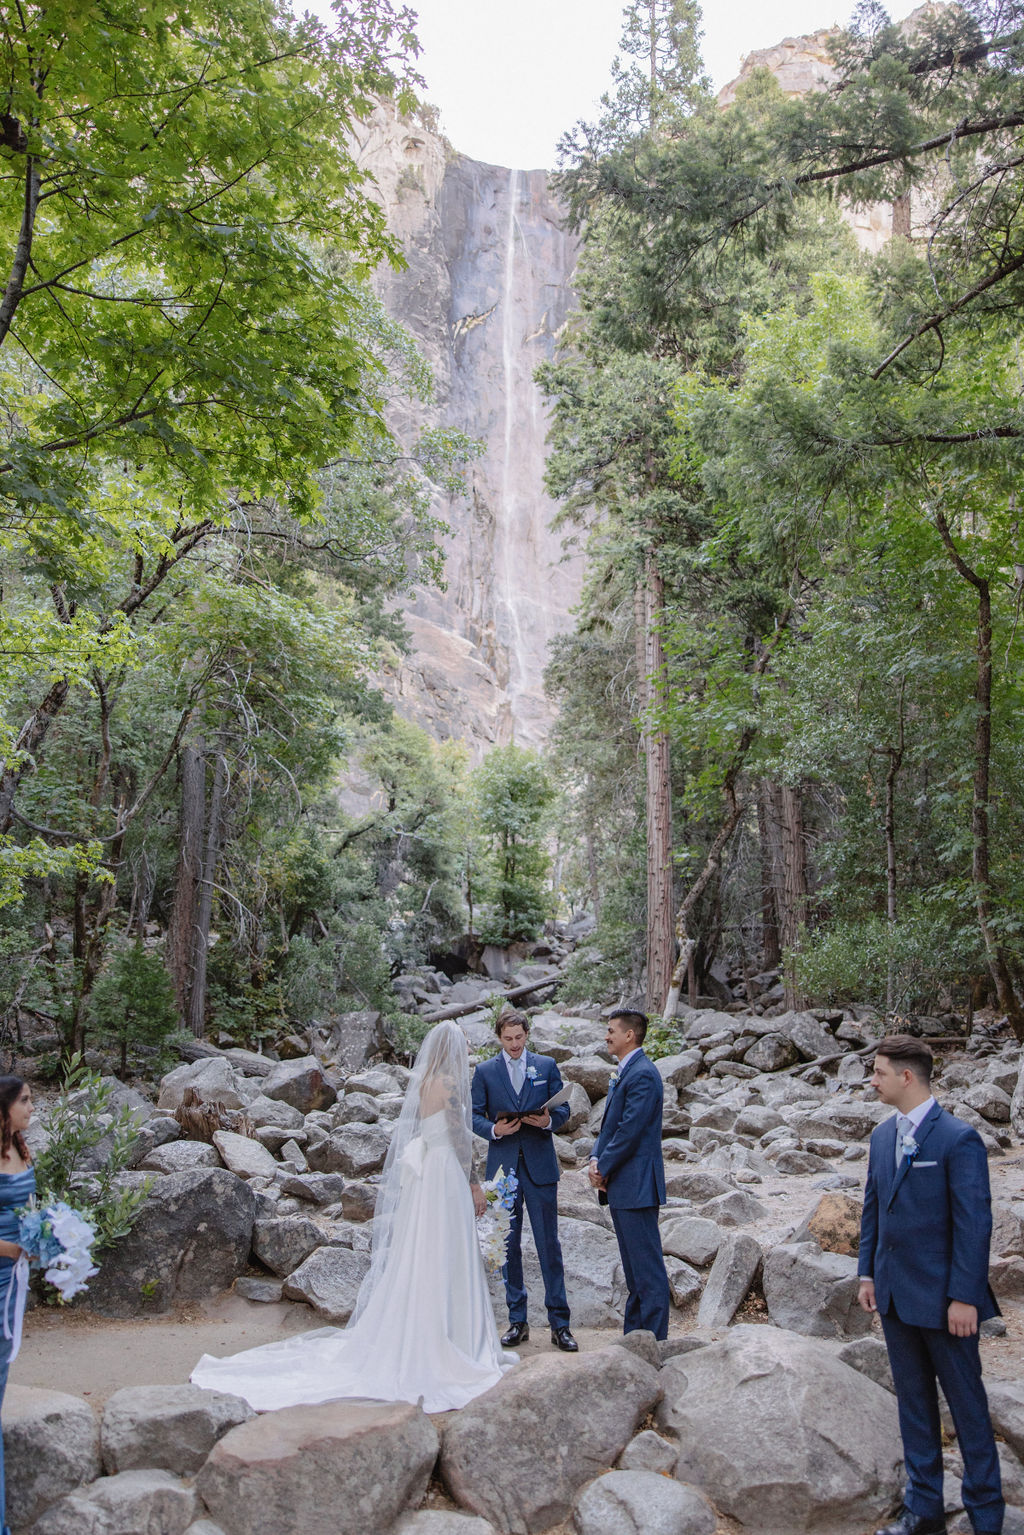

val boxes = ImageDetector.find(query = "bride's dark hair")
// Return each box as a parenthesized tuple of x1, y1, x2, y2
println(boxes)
(0, 1076, 30, 1164)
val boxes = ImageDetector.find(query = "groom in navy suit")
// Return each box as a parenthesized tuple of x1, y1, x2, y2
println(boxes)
(471, 1009, 578, 1352)
(589, 1009, 671, 1340)
(859, 1034, 1003, 1535)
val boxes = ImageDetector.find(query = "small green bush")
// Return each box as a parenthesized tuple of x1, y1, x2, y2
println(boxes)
(793, 905, 981, 1016)
(87, 942, 183, 1077)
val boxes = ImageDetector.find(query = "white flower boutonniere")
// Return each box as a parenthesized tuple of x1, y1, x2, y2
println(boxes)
(901, 1133, 919, 1160)
(525, 1064, 538, 1082)
(608, 1069, 620, 1090)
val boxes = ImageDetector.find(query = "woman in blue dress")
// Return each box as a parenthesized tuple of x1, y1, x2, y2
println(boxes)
(0, 1078, 34, 1535)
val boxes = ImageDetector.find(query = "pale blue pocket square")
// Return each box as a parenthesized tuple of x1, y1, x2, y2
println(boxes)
(911, 1161, 938, 1168)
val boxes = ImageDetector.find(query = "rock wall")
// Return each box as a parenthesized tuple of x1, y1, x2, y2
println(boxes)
(354, 109, 584, 755)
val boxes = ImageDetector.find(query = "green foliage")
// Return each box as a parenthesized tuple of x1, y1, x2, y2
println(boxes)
(33, 1057, 151, 1253)
(471, 746, 554, 944)
(87, 943, 183, 1078)
(793, 907, 982, 1018)
(641, 1018, 685, 1060)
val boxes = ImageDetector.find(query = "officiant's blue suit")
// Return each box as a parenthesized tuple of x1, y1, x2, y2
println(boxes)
(593, 1049, 670, 1340)
(472, 1050, 571, 1330)
(860, 1101, 1003, 1532)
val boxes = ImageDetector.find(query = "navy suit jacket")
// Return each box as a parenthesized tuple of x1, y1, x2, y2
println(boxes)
(472, 1050, 569, 1185)
(859, 1100, 1000, 1331)
(593, 1050, 666, 1210)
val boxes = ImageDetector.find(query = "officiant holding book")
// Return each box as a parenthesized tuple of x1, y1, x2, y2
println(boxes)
(471, 1009, 578, 1352)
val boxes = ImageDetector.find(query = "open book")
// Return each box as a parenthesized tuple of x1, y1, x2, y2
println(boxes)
(495, 1083, 573, 1124)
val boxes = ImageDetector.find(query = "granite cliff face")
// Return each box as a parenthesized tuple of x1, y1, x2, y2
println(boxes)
(354, 110, 584, 755)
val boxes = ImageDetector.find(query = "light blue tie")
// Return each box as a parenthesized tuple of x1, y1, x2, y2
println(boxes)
(510, 1057, 525, 1095)
(896, 1113, 913, 1167)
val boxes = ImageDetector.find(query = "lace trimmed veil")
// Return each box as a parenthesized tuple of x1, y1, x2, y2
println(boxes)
(348, 1020, 473, 1325)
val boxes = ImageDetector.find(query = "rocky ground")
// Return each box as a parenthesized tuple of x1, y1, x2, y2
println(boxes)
(8, 976, 1024, 1535)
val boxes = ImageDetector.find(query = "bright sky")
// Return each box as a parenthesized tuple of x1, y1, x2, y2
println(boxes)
(308, 0, 922, 170)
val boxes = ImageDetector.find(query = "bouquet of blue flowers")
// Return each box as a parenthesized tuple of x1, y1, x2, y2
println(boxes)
(18, 1199, 99, 1301)
(476, 1169, 519, 1274)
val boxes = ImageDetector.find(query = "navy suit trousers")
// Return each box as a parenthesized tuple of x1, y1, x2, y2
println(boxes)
(503, 1151, 570, 1330)
(610, 1205, 670, 1341)
(881, 1305, 1003, 1531)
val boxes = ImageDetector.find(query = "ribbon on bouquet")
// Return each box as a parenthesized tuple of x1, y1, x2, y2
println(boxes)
(2, 1254, 30, 1362)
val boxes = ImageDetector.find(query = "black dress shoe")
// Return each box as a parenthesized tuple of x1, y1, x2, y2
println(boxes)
(501, 1322, 529, 1347)
(874, 1510, 947, 1535)
(551, 1326, 579, 1352)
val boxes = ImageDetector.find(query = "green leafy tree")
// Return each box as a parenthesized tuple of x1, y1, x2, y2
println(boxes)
(471, 746, 554, 944)
(87, 943, 182, 1079)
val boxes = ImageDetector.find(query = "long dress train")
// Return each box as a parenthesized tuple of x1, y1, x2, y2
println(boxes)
(192, 1110, 513, 1413)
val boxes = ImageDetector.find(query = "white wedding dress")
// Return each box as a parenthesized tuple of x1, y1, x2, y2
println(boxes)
(192, 1028, 515, 1414)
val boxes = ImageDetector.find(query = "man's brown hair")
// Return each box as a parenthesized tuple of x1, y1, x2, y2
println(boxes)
(609, 1009, 648, 1047)
(495, 1007, 530, 1039)
(876, 1033, 933, 1083)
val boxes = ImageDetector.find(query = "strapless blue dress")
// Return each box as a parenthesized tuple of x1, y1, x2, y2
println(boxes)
(0, 1167, 35, 1535)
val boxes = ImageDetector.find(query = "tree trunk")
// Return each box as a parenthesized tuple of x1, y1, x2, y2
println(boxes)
(933, 510, 1024, 1040)
(757, 780, 782, 969)
(881, 678, 906, 1017)
(168, 745, 205, 1020)
(779, 784, 807, 1008)
(187, 746, 227, 1039)
(637, 556, 674, 1012)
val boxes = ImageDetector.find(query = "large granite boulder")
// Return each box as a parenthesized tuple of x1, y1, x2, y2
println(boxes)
(212, 1130, 279, 1181)
(3, 1385, 101, 1529)
(253, 1215, 325, 1276)
(573, 1470, 716, 1535)
(555, 1081, 593, 1136)
(791, 1192, 862, 1256)
(654, 1052, 703, 1090)
(695, 1232, 761, 1328)
(247, 1095, 305, 1131)
(85, 1168, 256, 1316)
(656, 1327, 902, 1533)
(744, 1035, 799, 1073)
(197, 1401, 437, 1535)
(774, 1011, 836, 1061)
(31, 1469, 197, 1535)
(561, 1058, 616, 1101)
(308, 1125, 389, 1177)
(762, 1242, 872, 1339)
(283, 1245, 371, 1322)
(660, 1217, 722, 1268)
(441, 1348, 662, 1534)
(324, 1009, 385, 1071)
(101, 1384, 254, 1475)
(261, 1057, 337, 1114)
(333, 1092, 381, 1127)
(139, 1140, 221, 1174)
(159, 1058, 248, 1113)
(987, 1382, 1024, 1459)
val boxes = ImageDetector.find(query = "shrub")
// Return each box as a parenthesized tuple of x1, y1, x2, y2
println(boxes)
(87, 941, 184, 1077)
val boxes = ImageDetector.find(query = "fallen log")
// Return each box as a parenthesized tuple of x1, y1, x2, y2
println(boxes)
(417, 972, 564, 1025)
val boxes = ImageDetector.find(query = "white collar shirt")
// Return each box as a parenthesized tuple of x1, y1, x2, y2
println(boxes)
(615, 1046, 643, 1076)
(894, 1095, 936, 1165)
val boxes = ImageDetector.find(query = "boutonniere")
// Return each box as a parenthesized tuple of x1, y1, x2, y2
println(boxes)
(901, 1133, 919, 1160)
(525, 1064, 538, 1082)
(608, 1069, 620, 1089)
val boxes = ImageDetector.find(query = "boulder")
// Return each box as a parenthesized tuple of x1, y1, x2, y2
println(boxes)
(657, 1327, 903, 1533)
(213, 1130, 280, 1180)
(139, 1140, 221, 1174)
(246, 1096, 305, 1131)
(441, 1348, 662, 1534)
(332, 1092, 380, 1127)
(555, 1081, 593, 1136)
(127, 1116, 182, 1168)
(663, 1170, 731, 1203)
(987, 1382, 1024, 1459)
(261, 1057, 337, 1114)
(961, 1082, 1012, 1123)
(660, 1216, 722, 1268)
(618, 1429, 678, 1475)
(561, 1058, 616, 1101)
(308, 1125, 389, 1178)
(345, 1067, 404, 1097)
(395, 1517, 496, 1535)
(992, 1202, 1024, 1257)
(197, 1400, 438, 1535)
(85, 1168, 256, 1316)
(278, 1172, 346, 1206)
(699, 1189, 764, 1227)
(253, 1216, 325, 1276)
(324, 1009, 385, 1071)
(654, 1052, 703, 1090)
(775, 1011, 836, 1061)
(732, 1106, 785, 1138)
(838, 1336, 895, 1393)
(665, 1257, 703, 1307)
(31, 1469, 197, 1535)
(695, 1232, 761, 1328)
(234, 1275, 284, 1302)
(283, 1245, 371, 1322)
(3, 1385, 101, 1530)
(101, 1384, 254, 1475)
(159, 1058, 247, 1114)
(763, 1242, 873, 1339)
(990, 1256, 1024, 1298)
(573, 1470, 715, 1535)
(341, 1182, 378, 1222)
(774, 1149, 832, 1176)
(791, 1192, 862, 1256)
(744, 1035, 799, 1073)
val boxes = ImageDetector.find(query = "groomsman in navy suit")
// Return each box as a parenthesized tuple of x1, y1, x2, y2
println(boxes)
(859, 1034, 1003, 1535)
(589, 1010, 671, 1340)
(471, 1009, 578, 1352)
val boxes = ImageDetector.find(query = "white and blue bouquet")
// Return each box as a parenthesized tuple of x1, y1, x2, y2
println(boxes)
(18, 1199, 99, 1302)
(476, 1169, 519, 1274)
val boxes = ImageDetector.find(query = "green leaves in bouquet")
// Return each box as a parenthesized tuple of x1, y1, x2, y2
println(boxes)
(33, 1055, 151, 1254)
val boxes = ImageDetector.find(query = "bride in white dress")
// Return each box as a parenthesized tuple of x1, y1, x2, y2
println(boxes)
(191, 1021, 516, 1413)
